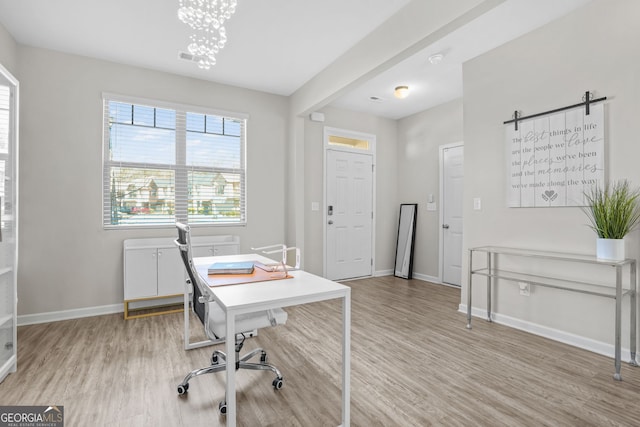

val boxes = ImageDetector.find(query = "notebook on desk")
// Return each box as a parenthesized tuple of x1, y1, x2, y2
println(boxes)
(208, 261, 254, 275)
(198, 261, 292, 287)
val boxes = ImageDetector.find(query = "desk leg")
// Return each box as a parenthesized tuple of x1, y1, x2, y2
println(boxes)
(487, 252, 492, 323)
(341, 290, 351, 427)
(466, 249, 473, 329)
(225, 311, 237, 426)
(630, 261, 638, 367)
(614, 265, 622, 381)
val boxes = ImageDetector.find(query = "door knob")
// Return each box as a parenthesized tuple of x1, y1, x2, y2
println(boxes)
(442, 224, 450, 229)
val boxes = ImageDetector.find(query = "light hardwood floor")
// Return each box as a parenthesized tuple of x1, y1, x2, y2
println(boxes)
(2, 276, 640, 426)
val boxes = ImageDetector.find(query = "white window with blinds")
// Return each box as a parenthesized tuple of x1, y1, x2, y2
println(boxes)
(102, 94, 247, 228)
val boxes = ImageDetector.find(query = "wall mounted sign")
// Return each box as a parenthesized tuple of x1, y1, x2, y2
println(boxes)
(506, 103, 604, 207)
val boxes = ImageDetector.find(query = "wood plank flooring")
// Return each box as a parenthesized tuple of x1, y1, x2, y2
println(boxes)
(2, 276, 640, 426)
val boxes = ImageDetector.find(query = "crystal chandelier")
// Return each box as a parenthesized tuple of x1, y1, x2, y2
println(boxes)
(177, 0, 238, 69)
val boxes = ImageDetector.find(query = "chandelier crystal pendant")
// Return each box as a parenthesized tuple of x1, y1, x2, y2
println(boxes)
(177, 0, 238, 69)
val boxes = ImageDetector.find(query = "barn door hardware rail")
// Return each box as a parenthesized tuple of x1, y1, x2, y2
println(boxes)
(504, 91, 607, 130)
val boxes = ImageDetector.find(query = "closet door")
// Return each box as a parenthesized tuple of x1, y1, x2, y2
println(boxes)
(0, 64, 18, 383)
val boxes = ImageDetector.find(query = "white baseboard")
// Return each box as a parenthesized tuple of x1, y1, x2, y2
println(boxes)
(18, 303, 125, 326)
(374, 270, 445, 285)
(374, 269, 393, 277)
(412, 272, 441, 284)
(17, 296, 186, 327)
(459, 304, 632, 362)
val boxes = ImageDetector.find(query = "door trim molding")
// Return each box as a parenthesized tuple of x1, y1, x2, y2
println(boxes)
(323, 127, 376, 279)
(438, 141, 464, 285)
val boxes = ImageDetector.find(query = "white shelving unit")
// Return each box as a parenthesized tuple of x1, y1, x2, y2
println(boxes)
(0, 65, 18, 384)
(123, 235, 239, 319)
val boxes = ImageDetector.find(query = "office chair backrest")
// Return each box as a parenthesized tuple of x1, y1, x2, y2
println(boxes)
(175, 222, 212, 329)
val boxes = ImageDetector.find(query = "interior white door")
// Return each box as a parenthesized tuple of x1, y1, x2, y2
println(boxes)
(442, 145, 464, 286)
(326, 150, 373, 280)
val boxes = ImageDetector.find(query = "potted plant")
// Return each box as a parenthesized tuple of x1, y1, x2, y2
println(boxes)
(583, 180, 640, 261)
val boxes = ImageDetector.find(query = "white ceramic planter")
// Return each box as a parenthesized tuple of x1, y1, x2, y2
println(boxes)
(596, 238, 625, 261)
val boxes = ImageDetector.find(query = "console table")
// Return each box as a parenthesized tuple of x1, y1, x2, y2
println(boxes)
(467, 246, 637, 381)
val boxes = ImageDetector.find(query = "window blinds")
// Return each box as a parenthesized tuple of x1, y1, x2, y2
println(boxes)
(102, 94, 247, 228)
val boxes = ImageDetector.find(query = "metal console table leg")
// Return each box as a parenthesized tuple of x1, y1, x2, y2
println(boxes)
(629, 262, 638, 367)
(466, 249, 473, 329)
(487, 252, 492, 322)
(614, 265, 622, 381)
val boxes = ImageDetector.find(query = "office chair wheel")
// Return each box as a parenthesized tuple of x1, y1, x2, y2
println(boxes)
(218, 401, 227, 415)
(177, 383, 189, 395)
(211, 354, 219, 365)
(260, 351, 268, 363)
(272, 377, 284, 390)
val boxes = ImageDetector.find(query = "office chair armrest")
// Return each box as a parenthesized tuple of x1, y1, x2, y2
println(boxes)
(175, 239, 187, 251)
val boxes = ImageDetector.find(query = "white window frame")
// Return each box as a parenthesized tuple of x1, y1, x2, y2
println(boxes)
(102, 93, 248, 229)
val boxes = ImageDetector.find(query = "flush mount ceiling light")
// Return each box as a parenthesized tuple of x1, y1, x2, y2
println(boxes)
(177, 0, 238, 70)
(394, 86, 409, 99)
(428, 53, 444, 65)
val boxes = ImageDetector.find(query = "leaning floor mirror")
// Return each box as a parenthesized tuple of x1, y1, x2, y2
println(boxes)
(394, 203, 417, 279)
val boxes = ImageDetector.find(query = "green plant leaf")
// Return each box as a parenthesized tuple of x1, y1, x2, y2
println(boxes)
(582, 180, 640, 239)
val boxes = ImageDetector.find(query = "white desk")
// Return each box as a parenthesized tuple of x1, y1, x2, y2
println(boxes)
(193, 254, 351, 427)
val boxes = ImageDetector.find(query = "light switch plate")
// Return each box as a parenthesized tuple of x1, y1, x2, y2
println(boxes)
(311, 202, 319, 211)
(473, 198, 482, 210)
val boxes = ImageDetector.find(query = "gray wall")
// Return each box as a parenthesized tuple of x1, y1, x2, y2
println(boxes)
(287, 0, 506, 266)
(303, 107, 398, 276)
(16, 46, 288, 315)
(462, 0, 640, 348)
(6, 0, 635, 359)
(0, 23, 16, 74)
(297, 99, 463, 280)
(397, 98, 464, 280)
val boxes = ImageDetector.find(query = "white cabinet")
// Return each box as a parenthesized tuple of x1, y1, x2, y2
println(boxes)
(191, 242, 239, 258)
(123, 235, 239, 319)
(157, 247, 186, 296)
(123, 246, 185, 299)
(124, 248, 158, 300)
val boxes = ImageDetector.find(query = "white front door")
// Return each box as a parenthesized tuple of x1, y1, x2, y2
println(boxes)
(442, 144, 464, 286)
(326, 149, 373, 280)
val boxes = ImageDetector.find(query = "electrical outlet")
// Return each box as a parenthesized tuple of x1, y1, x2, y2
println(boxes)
(519, 282, 530, 296)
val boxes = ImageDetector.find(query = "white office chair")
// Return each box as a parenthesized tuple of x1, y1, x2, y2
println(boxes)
(174, 222, 287, 415)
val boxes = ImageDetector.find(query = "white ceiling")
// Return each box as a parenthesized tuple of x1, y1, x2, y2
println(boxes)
(0, 0, 591, 119)
(331, 0, 593, 119)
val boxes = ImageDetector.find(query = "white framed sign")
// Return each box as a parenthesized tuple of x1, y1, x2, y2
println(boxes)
(506, 103, 604, 207)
